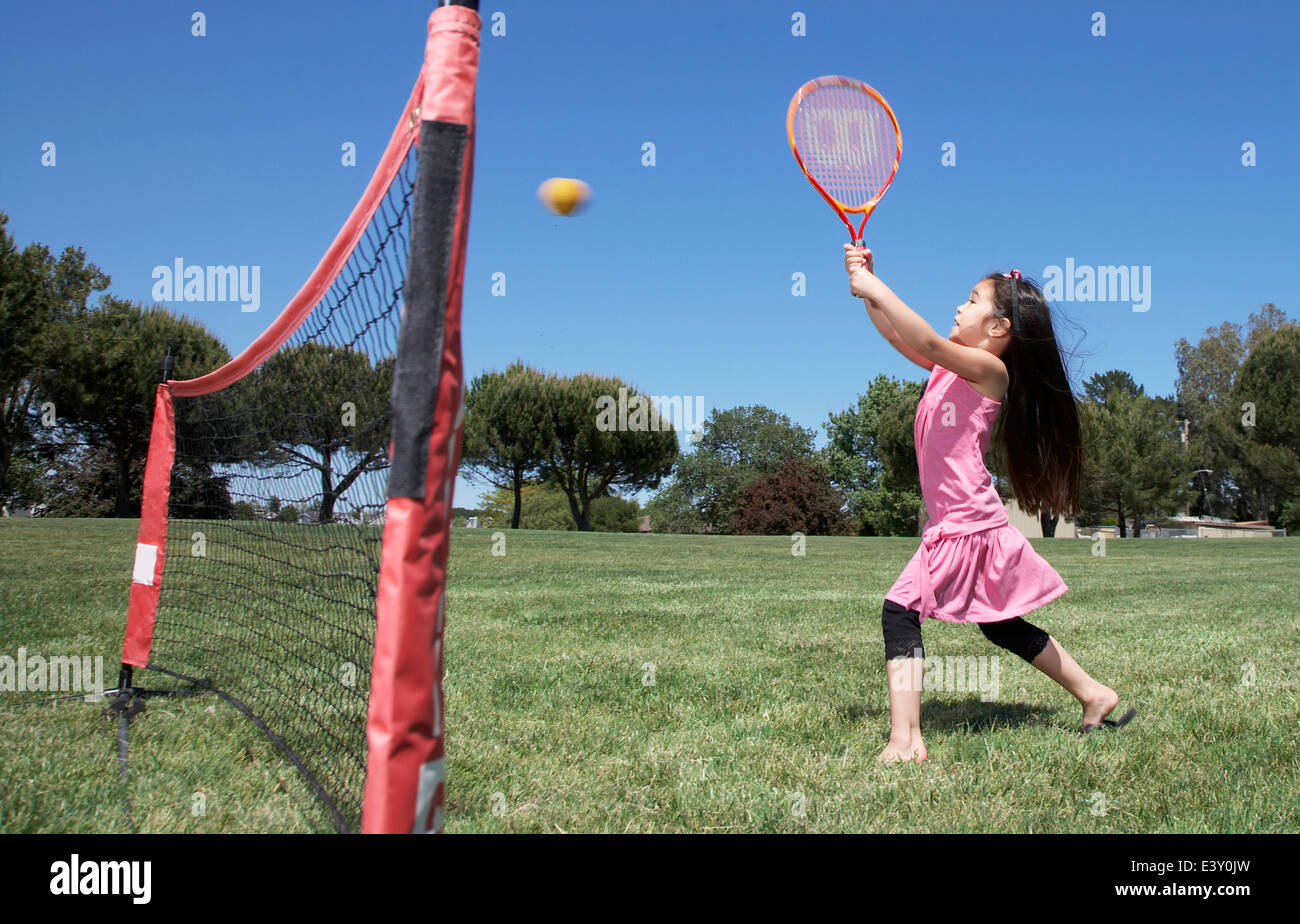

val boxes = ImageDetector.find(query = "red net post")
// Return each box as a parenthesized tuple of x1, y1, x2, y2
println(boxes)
(361, 2, 481, 835)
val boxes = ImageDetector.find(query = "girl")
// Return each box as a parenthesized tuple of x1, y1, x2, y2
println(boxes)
(843, 244, 1136, 763)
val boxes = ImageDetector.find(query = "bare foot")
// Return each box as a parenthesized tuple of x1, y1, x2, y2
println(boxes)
(1080, 684, 1120, 728)
(878, 732, 928, 763)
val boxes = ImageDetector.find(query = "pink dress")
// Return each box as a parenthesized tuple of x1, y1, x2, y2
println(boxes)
(884, 363, 1068, 624)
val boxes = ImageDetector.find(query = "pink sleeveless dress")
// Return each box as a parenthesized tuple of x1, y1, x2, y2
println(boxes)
(884, 363, 1068, 624)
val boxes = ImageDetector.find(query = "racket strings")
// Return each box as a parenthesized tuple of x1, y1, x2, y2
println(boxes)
(793, 83, 899, 209)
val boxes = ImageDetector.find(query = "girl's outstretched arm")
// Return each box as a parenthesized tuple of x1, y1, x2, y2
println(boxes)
(844, 247, 934, 370)
(844, 245, 940, 353)
(844, 245, 1007, 387)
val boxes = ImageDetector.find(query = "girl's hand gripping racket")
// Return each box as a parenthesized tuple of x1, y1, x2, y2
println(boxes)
(787, 75, 902, 246)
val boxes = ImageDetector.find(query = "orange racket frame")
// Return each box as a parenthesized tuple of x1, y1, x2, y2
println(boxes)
(787, 75, 902, 246)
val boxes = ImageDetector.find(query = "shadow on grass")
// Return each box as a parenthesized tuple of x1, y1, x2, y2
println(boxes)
(922, 699, 1064, 733)
(836, 698, 1064, 733)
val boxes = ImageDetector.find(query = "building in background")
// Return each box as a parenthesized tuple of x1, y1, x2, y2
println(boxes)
(1003, 498, 1076, 539)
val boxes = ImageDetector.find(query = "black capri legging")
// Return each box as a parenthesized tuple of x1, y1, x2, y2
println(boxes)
(881, 598, 1051, 664)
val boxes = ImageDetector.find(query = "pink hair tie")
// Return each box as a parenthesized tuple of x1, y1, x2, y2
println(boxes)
(1002, 270, 1023, 330)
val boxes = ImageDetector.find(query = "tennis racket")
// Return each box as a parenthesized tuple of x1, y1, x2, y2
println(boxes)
(787, 75, 902, 246)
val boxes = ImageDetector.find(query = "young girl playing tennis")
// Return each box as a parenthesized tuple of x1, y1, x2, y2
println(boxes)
(843, 245, 1136, 762)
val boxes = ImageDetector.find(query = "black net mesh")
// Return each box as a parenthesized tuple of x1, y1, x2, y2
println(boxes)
(148, 146, 417, 832)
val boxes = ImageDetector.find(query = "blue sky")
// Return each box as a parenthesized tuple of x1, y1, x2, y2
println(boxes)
(3, 0, 1298, 508)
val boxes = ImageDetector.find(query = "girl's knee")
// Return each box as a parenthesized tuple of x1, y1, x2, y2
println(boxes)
(979, 617, 1050, 663)
(882, 599, 924, 661)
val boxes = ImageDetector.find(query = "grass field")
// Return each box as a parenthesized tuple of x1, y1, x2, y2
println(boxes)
(1, 517, 1296, 833)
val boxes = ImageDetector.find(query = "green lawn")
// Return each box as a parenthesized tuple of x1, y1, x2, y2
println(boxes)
(1, 518, 1296, 833)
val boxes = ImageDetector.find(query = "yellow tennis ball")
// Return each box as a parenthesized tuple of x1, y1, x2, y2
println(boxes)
(537, 177, 591, 216)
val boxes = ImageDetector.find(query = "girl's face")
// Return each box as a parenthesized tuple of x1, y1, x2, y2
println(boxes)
(950, 279, 1010, 351)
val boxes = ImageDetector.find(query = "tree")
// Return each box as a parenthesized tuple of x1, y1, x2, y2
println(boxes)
(1172, 306, 1299, 523)
(518, 482, 578, 530)
(536, 372, 677, 531)
(40, 445, 143, 517)
(1079, 372, 1141, 534)
(1228, 325, 1300, 523)
(643, 487, 709, 533)
(1174, 322, 1247, 519)
(1082, 369, 1143, 405)
(171, 459, 236, 519)
(460, 361, 551, 528)
(589, 494, 642, 532)
(251, 342, 393, 522)
(481, 482, 543, 528)
(824, 375, 924, 536)
(1, 445, 48, 508)
(1127, 395, 1192, 534)
(0, 212, 110, 503)
(729, 458, 853, 536)
(477, 478, 639, 531)
(655, 405, 814, 533)
(1281, 495, 1300, 533)
(1079, 373, 1188, 536)
(38, 298, 230, 516)
(1244, 302, 1296, 352)
(1234, 440, 1300, 524)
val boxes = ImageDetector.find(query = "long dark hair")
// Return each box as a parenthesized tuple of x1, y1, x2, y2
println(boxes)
(983, 273, 1083, 519)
